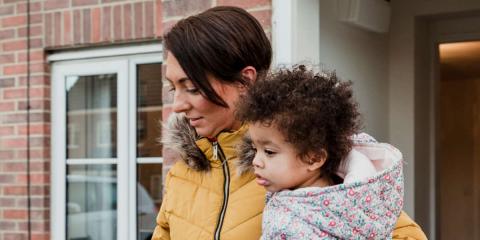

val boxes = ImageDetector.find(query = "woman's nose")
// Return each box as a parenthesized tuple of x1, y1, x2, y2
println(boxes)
(172, 92, 189, 113)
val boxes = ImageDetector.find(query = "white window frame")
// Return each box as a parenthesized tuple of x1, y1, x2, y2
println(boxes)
(50, 44, 163, 240)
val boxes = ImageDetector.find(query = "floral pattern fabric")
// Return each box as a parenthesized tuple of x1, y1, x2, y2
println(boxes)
(261, 134, 404, 239)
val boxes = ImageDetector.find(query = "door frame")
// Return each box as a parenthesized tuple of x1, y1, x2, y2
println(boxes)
(414, 10, 480, 239)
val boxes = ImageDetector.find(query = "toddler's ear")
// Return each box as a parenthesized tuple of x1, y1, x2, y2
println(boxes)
(307, 149, 328, 171)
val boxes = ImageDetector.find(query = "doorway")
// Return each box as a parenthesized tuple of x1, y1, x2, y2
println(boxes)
(437, 41, 480, 239)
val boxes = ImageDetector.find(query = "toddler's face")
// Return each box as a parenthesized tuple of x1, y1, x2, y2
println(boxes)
(249, 122, 322, 192)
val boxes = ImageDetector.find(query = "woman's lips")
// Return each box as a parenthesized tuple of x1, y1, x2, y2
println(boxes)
(189, 117, 202, 127)
(255, 173, 270, 186)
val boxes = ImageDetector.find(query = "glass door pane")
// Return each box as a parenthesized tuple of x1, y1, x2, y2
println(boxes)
(135, 62, 163, 239)
(67, 164, 117, 240)
(66, 74, 118, 159)
(136, 63, 162, 157)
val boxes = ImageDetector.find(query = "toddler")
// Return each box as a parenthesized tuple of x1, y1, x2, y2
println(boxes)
(236, 65, 404, 239)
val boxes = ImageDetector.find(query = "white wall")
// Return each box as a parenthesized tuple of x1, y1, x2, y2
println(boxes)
(319, 0, 390, 140)
(389, 0, 480, 236)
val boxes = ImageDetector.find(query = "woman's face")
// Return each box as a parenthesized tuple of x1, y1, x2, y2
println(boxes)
(165, 52, 243, 138)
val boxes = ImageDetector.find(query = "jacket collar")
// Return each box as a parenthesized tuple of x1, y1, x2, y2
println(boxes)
(162, 113, 247, 171)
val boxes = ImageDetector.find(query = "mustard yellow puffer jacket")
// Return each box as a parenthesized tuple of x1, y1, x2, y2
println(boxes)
(152, 114, 427, 240)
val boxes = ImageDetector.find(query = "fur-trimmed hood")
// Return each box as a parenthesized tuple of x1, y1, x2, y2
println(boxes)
(161, 113, 211, 171)
(161, 113, 249, 172)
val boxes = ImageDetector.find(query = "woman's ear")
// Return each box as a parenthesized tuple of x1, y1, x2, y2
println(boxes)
(241, 66, 257, 85)
(306, 149, 328, 172)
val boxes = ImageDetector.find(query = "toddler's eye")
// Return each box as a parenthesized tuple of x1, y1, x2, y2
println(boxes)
(264, 149, 276, 156)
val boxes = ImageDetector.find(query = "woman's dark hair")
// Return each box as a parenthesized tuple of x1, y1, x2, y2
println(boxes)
(237, 65, 361, 179)
(164, 6, 272, 107)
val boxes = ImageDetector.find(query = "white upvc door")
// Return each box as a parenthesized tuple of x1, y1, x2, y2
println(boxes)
(51, 45, 163, 240)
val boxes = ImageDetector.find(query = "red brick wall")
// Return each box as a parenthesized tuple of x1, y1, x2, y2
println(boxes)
(0, 0, 271, 239)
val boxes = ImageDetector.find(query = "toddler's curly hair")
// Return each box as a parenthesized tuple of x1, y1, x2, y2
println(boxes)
(237, 65, 361, 178)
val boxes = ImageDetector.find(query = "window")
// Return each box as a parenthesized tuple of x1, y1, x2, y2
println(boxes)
(51, 44, 163, 240)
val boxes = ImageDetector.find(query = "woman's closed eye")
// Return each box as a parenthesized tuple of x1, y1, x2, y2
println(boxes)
(186, 88, 200, 94)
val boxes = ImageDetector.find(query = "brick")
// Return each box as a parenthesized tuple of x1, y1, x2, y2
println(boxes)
(54, 12, 61, 46)
(91, 8, 100, 42)
(73, 0, 98, 7)
(30, 210, 49, 221)
(3, 88, 26, 99)
(17, 50, 45, 62)
(145, 1, 154, 37)
(18, 99, 50, 111)
(30, 13, 43, 24)
(163, 0, 211, 18)
(3, 209, 28, 219)
(4, 186, 28, 195)
(102, 6, 111, 41)
(0, 138, 27, 148)
(0, 5, 15, 16)
(0, 151, 14, 159)
(44, 0, 69, 11)
(16, 2, 42, 14)
(0, 221, 15, 230)
(2, 15, 27, 27)
(0, 126, 15, 135)
(16, 149, 50, 159)
(3, 65, 26, 75)
(2, 162, 26, 171)
(3, 39, 27, 51)
(0, 174, 15, 184)
(31, 233, 50, 240)
(83, 9, 91, 43)
(17, 25, 42, 38)
(134, 2, 143, 38)
(155, 0, 162, 36)
(0, 29, 15, 40)
(4, 0, 25, 3)
(4, 233, 28, 240)
(17, 123, 50, 135)
(250, 9, 271, 29)
(73, 10, 82, 44)
(29, 197, 50, 208)
(102, 0, 128, 2)
(0, 54, 15, 64)
(113, 5, 122, 41)
(123, 4, 132, 39)
(0, 102, 15, 112)
(19, 221, 49, 232)
(1, 113, 27, 124)
(30, 185, 50, 196)
(30, 38, 43, 48)
(63, 11, 72, 45)
(30, 136, 51, 147)
(19, 75, 49, 86)
(218, 0, 271, 9)
(0, 78, 15, 87)
(16, 173, 50, 184)
(44, 13, 53, 47)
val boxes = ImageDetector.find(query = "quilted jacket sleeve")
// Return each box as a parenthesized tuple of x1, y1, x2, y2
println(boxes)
(151, 171, 172, 240)
(392, 211, 428, 240)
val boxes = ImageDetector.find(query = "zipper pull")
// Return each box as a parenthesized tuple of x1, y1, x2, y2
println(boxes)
(213, 141, 218, 160)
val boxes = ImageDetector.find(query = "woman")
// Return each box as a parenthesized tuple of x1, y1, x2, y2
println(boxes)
(152, 6, 427, 240)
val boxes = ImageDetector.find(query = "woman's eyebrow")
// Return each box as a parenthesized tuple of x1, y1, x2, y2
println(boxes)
(166, 77, 190, 85)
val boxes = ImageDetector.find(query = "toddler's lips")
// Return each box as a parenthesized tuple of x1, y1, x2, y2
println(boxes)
(255, 174, 270, 186)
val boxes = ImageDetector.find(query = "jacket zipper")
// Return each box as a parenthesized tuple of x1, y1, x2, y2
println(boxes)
(212, 140, 230, 240)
